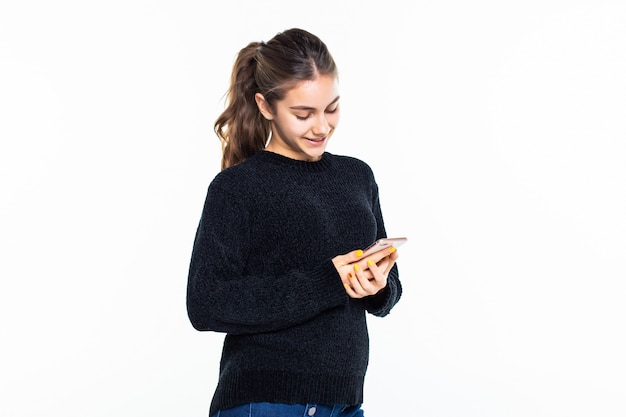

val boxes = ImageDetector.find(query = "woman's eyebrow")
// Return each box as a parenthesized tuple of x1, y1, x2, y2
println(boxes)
(289, 95, 340, 110)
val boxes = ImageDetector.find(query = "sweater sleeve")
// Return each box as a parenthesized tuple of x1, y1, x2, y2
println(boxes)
(363, 263, 402, 316)
(186, 180, 349, 335)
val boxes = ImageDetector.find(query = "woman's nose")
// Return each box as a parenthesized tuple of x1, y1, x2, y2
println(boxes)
(312, 114, 331, 136)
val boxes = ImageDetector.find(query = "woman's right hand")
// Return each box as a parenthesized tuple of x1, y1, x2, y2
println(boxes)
(332, 247, 398, 298)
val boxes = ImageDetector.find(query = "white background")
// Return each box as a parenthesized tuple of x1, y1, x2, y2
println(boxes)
(1, 1, 625, 416)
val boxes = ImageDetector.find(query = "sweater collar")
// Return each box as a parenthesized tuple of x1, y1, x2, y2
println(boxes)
(254, 150, 333, 172)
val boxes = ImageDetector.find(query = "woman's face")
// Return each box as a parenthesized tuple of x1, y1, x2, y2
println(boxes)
(256, 75, 340, 162)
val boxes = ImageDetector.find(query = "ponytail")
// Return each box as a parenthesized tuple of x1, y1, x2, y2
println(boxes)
(214, 42, 270, 170)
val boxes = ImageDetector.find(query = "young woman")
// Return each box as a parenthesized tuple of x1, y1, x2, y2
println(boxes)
(187, 28, 403, 417)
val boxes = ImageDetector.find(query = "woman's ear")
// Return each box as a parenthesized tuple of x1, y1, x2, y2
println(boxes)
(255, 93, 273, 120)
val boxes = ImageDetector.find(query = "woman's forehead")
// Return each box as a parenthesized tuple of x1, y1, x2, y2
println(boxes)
(282, 75, 340, 108)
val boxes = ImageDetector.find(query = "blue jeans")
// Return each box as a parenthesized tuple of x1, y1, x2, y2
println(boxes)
(212, 402, 364, 417)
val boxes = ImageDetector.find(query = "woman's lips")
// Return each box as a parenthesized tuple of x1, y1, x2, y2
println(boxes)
(305, 136, 326, 144)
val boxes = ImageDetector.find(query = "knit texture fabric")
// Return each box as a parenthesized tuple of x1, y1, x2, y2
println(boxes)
(187, 151, 402, 415)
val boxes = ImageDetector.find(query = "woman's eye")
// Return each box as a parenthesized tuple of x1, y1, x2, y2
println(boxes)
(295, 106, 337, 120)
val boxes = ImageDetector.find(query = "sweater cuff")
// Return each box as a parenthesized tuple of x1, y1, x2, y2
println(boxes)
(364, 277, 401, 317)
(311, 259, 351, 307)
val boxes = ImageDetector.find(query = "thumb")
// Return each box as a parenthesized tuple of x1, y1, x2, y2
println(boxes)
(347, 248, 364, 263)
(332, 249, 365, 268)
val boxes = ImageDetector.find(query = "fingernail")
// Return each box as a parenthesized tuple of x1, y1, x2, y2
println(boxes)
(347, 272, 353, 278)
(344, 284, 350, 290)
(353, 264, 360, 271)
(389, 247, 396, 253)
(367, 259, 373, 267)
(355, 250, 363, 257)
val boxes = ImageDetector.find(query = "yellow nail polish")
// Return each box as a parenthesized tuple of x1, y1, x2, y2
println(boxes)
(344, 284, 350, 290)
(389, 247, 396, 253)
(353, 264, 360, 271)
(355, 250, 363, 257)
(367, 259, 373, 267)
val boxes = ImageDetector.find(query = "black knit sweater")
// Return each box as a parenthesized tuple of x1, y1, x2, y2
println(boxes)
(187, 151, 402, 415)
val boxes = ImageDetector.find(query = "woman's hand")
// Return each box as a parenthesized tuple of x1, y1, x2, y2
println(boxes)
(332, 247, 399, 298)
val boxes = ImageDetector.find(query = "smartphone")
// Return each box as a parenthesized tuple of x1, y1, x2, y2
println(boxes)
(361, 237, 408, 257)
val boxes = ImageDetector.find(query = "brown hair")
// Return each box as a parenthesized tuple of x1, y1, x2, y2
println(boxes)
(214, 28, 337, 170)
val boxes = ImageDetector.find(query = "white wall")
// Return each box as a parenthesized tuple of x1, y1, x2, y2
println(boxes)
(1, 1, 624, 416)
